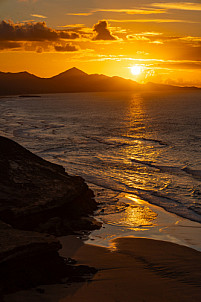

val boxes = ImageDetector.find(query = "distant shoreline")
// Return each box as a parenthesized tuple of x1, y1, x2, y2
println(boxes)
(0, 87, 200, 98)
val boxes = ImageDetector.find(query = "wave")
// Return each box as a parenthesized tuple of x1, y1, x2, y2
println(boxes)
(131, 158, 182, 173)
(182, 167, 201, 179)
(99, 182, 201, 224)
(84, 135, 129, 147)
(64, 165, 201, 225)
(131, 159, 201, 182)
(121, 135, 168, 146)
(85, 135, 168, 149)
(39, 146, 67, 154)
(52, 155, 201, 225)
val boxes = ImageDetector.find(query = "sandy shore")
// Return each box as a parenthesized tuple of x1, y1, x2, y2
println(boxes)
(5, 236, 201, 302)
(86, 192, 201, 252)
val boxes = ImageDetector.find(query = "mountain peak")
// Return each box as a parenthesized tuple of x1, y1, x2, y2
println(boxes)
(69, 67, 87, 74)
(55, 67, 88, 78)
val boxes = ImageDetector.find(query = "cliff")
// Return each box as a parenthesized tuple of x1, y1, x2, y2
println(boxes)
(0, 135, 99, 235)
(0, 136, 99, 295)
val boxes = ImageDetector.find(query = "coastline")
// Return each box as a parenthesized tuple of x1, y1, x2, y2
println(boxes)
(5, 236, 201, 302)
(4, 188, 201, 301)
(1, 91, 201, 301)
(86, 189, 201, 252)
(3, 167, 201, 301)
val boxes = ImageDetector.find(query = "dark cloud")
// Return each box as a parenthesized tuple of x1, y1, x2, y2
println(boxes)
(59, 31, 79, 40)
(0, 20, 80, 42)
(93, 20, 117, 41)
(0, 41, 21, 50)
(54, 43, 79, 52)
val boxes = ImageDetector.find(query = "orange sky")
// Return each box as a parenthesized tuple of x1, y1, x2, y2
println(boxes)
(0, 0, 201, 86)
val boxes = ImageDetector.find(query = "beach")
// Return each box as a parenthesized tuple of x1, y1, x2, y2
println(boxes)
(86, 191, 201, 252)
(1, 92, 201, 301)
(5, 235, 201, 302)
(4, 191, 201, 302)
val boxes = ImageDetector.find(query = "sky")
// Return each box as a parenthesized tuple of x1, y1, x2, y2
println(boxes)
(0, 0, 201, 86)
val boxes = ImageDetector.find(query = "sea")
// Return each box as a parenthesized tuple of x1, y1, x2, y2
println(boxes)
(0, 90, 201, 246)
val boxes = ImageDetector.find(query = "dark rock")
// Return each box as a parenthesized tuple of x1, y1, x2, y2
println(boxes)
(65, 257, 77, 265)
(0, 136, 99, 234)
(0, 136, 99, 295)
(35, 288, 45, 294)
(0, 221, 97, 294)
(0, 221, 60, 293)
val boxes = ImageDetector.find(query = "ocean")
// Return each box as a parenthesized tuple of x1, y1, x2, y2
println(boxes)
(1, 90, 201, 245)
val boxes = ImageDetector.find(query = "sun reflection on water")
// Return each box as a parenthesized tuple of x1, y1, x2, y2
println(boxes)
(118, 93, 164, 192)
(111, 203, 157, 229)
(100, 194, 158, 231)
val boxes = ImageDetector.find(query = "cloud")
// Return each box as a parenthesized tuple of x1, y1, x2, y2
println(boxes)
(0, 41, 22, 50)
(179, 36, 201, 45)
(54, 43, 79, 52)
(126, 32, 201, 48)
(67, 8, 166, 16)
(93, 20, 117, 41)
(0, 20, 82, 53)
(108, 19, 197, 23)
(127, 32, 179, 42)
(59, 24, 85, 28)
(31, 14, 47, 19)
(66, 12, 92, 16)
(0, 20, 80, 42)
(138, 32, 162, 36)
(95, 8, 165, 15)
(127, 35, 150, 41)
(127, 32, 167, 44)
(152, 2, 201, 11)
(149, 40, 163, 44)
(136, 50, 149, 55)
(59, 31, 79, 39)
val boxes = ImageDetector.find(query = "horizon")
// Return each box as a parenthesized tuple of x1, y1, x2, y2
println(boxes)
(0, 1, 201, 87)
(1, 66, 200, 89)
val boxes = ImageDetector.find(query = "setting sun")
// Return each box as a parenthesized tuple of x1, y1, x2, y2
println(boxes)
(131, 65, 142, 76)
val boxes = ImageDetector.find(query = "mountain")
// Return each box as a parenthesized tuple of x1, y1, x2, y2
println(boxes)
(0, 71, 44, 95)
(51, 67, 88, 79)
(0, 68, 199, 96)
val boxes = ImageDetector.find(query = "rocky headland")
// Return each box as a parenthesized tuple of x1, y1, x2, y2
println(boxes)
(0, 136, 100, 296)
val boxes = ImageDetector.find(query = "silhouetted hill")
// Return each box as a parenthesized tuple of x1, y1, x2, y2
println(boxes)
(0, 71, 44, 95)
(51, 67, 88, 79)
(0, 68, 199, 96)
(144, 82, 199, 91)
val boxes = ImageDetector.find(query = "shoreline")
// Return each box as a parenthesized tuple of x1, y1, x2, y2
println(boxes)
(86, 190, 201, 252)
(5, 236, 201, 302)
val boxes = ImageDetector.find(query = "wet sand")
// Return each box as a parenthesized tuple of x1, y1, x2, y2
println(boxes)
(86, 192, 201, 252)
(5, 236, 201, 302)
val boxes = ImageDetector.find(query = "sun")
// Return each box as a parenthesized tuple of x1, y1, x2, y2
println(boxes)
(131, 65, 142, 76)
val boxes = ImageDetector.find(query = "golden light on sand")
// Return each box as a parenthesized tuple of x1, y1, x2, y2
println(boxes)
(131, 65, 142, 76)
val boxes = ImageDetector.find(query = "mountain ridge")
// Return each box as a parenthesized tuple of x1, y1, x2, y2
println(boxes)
(0, 67, 199, 96)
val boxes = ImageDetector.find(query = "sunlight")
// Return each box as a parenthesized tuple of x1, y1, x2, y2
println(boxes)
(131, 65, 142, 76)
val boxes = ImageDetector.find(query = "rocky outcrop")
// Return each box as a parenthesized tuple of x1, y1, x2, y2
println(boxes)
(0, 221, 60, 292)
(0, 221, 97, 295)
(0, 135, 99, 235)
(0, 136, 99, 295)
